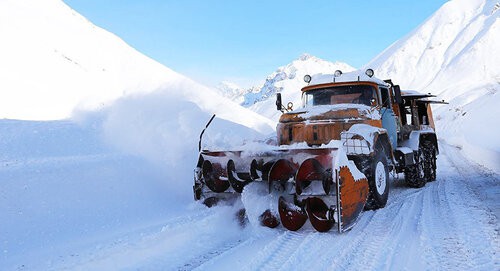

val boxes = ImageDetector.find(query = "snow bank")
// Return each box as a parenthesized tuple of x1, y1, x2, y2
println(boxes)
(95, 87, 271, 168)
(69, 69, 274, 201)
(0, 119, 185, 269)
(433, 84, 500, 172)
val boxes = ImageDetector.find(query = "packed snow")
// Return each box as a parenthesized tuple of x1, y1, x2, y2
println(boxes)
(1, 0, 499, 270)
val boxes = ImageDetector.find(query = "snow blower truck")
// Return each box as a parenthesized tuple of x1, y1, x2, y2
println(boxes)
(194, 69, 443, 233)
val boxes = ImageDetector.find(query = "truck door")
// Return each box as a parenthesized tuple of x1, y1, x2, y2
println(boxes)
(380, 87, 398, 149)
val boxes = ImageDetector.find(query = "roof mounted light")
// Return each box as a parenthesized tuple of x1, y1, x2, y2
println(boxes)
(365, 68, 374, 78)
(304, 74, 312, 83)
(334, 70, 342, 77)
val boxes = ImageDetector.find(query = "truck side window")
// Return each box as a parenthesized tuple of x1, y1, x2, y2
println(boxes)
(380, 88, 390, 108)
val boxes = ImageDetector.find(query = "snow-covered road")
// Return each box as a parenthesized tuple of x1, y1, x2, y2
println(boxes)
(1, 120, 497, 270)
(44, 142, 498, 271)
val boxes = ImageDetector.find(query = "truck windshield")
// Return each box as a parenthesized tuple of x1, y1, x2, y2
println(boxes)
(304, 85, 377, 107)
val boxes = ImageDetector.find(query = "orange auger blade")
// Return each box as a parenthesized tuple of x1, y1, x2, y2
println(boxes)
(278, 196, 308, 231)
(227, 160, 253, 193)
(306, 197, 334, 232)
(295, 157, 333, 195)
(259, 209, 280, 228)
(268, 159, 297, 192)
(337, 165, 369, 232)
(202, 160, 230, 193)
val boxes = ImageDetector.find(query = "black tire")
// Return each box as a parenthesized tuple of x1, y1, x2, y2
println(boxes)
(422, 141, 437, 182)
(404, 164, 425, 188)
(364, 149, 390, 210)
(405, 145, 427, 188)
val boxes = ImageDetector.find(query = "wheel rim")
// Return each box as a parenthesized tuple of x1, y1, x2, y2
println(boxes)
(375, 161, 387, 195)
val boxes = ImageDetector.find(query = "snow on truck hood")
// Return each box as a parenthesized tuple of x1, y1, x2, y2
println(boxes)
(283, 104, 381, 122)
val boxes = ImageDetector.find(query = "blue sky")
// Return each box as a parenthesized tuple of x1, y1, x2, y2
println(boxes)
(63, 0, 447, 87)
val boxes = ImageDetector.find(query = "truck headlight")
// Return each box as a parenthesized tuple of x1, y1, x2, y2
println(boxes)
(304, 74, 312, 83)
(365, 69, 374, 78)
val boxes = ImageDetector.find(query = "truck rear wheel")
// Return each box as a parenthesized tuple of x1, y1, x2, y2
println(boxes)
(405, 147, 426, 188)
(422, 141, 437, 182)
(365, 150, 389, 210)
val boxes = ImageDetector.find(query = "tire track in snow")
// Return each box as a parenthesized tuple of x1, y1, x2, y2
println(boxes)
(428, 143, 499, 270)
(276, 230, 333, 271)
(419, 176, 471, 270)
(327, 191, 423, 271)
(179, 238, 250, 271)
(354, 192, 425, 271)
(190, 236, 259, 271)
(264, 179, 424, 270)
(241, 231, 306, 271)
(274, 176, 424, 270)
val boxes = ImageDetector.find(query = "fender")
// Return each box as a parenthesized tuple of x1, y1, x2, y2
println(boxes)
(400, 130, 439, 154)
(343, 124, 395, 165)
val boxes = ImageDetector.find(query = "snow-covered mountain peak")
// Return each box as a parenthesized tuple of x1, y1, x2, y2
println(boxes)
(270, 54, 354, 83)
(238, 54, 355, 121)
(298, 53, 314, 61)
(215, 54, 355, 110)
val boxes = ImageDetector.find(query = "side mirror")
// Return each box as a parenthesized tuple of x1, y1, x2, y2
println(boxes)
(276, 93, 282, 111)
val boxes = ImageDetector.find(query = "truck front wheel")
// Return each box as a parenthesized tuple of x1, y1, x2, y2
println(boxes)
(365, 150, 390, 210)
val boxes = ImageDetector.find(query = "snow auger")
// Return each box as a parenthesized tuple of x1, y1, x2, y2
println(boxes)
(195, 146, 368, 232)
(194, 69, 444, 232)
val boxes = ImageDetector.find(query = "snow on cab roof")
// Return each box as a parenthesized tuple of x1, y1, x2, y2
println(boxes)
(307, 69, 390, 87)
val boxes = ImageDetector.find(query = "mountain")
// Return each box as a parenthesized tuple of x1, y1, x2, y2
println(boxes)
(367, 0, 500, 171)
(217, 54, 355, 121)
(248, 54, 355, 121)
(0, 0, 274, 137)
(367, 0, 499, 96)
(0, 0, 172, 120)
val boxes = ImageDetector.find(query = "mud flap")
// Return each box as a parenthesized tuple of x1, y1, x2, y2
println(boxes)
(336, 166, 369, 232)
